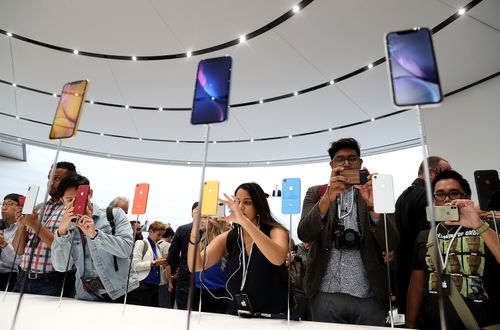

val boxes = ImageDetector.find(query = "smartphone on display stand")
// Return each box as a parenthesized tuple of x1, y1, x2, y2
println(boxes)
(282, 178, 301, 215)
(426, 205, 460, 222)
(385, 28, 442, 108)
(49, 80, 89, 139)
(22, 185, 40, 215)
(132, 183, 150, 215)
(474, 170, 500, 211)
(372, 174, 395, 213)
(202, 181, 220, 216)
(73, 184, 90, 216)
(191, 56, 232, 125)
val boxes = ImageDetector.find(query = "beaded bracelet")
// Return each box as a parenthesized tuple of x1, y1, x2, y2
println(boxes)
(475, 222, 490, 235)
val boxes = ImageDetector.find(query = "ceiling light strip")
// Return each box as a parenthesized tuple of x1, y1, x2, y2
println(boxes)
(0, 0, 314, 61)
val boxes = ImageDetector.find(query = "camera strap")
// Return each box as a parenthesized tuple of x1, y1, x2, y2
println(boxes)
(239, 226, 255, 293)
(435, 224, 462, 270)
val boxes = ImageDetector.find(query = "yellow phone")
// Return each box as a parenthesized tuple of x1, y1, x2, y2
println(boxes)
(201, 181, 219, 216)
(49, 80, 89, 140)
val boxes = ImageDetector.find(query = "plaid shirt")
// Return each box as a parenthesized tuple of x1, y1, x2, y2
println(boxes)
(21, 200, 65, 273)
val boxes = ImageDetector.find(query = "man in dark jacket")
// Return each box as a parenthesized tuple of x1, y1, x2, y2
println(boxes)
(298, 138, 399, 326)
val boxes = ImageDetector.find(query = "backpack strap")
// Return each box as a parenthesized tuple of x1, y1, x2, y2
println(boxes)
(105, 206, 119, 272)
(141, 239, 149, 260)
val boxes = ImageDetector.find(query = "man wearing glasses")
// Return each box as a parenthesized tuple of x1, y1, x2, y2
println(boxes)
(406, 170, 500, 329)
(298, 137, 399, 326)
(395, 156, 451, 315)
(0, 194, 23, 291)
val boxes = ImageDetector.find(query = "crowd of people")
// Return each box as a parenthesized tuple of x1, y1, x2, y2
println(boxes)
(1, 137, 499, 329)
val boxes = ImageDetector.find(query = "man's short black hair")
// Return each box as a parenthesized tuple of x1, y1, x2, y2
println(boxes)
(57, 174, 90, 197)
(162, 227, 175, 238)
(328, 138, 361, 159)
(3, 193, 21, 204)
(432, 170, 472, 197)
(54, 161, 77, 175)
(192, 201, 199, 211)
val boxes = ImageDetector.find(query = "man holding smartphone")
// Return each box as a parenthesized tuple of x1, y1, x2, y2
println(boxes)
(0, 194, 23, 291)
(406, 170, 500, 329)
(298, 137, 399, 326)
(13, 161, 77, 297)
(394, 156, 451, 315)
(51, 174, 139, 302)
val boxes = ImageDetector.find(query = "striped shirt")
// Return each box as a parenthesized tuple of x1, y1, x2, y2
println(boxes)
(21, 200, 65, 273)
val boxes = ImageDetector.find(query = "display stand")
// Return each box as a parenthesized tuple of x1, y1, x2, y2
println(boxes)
(187, 124, 211, 330)
(415, 105, 447, 330)
(382, 212, 394, 328)
(10, 138, 63, 330)
(122, 214, 140, 315)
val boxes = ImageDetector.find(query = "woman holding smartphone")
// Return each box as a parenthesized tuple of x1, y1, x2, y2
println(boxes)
(187, 182, 290, 316)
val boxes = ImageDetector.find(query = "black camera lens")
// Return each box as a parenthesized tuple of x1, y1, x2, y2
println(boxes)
(344, 230, 356, 242)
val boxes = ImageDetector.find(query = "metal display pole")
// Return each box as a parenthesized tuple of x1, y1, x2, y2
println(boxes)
(416, 105, 447, 330)
(122, 214, 140, 315)
(11, 138, 63, 330)
(383, 213, 394, 328)
(187, 124, 211, 330)
(287, 214, 292, 328)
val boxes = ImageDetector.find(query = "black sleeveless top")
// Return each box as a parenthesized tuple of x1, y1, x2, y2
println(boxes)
(225, 223, 288, 315)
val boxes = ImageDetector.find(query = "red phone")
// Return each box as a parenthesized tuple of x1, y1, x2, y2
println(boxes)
(18, 196, 26, 207)
(132, 183, 150, 215)
(73, 185, 90, 216)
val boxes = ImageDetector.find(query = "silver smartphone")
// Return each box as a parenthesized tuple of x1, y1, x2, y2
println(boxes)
(22, 185, 40, 214)
(372, 174, 395, 213)
(426, 205, 460, 222)
(215, 202, 226, 218)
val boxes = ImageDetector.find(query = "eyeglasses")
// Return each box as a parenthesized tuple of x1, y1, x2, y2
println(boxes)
(331, 155, 359, 166)
(1, 201, 18, 208)
(433, 191, 467, 201)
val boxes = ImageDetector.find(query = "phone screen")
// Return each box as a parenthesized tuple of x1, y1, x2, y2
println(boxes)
(73, 185, 90, 216)
(49, 80, 89, 139)
(132, 183, 150, 215)
(385, 28, 442, 107)
(474, 170, 500, 211)
(191, 56, 232, 125)
(202, 181, 219, 216)
(282, 178, 301, 215)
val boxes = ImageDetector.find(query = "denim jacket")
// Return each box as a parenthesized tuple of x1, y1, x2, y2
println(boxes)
(52, 204, 139, 300)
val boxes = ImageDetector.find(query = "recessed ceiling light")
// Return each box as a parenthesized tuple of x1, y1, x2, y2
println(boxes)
(7, 32, 12, 37)
(294, 91, 298, 96)
(186, 51, 192, 57)
(15, 116, 19, 119)
(125, 105, 129, 109)
(458, 8, 466, 15)
(239, 35, 246, 43)
(12, 83, 17, 87)
(292, 5, 300, 13)
(250, 139, 254, 142)
(158, 107, 163, 111)
(132, 56, 137, 61)
(100, 133, 104, 136)
(90, 100, 94, 104)
(259, 100, 263, 104)
(368, 63, 373, 69)
(17, 138, 22, 141)
(329, 80, 334, 85)
(52, 93, 57, 97)
(73, 49, 79, 55)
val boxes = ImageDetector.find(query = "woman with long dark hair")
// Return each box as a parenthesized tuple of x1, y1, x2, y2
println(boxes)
(187, 182, 290, 316)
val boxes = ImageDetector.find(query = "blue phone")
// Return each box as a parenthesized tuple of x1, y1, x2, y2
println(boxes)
(281, 178, 301, 215)
(385, 28, 442, 108)
(191, 56, 232, 125)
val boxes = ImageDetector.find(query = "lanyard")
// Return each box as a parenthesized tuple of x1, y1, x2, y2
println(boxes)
(239, 226, 255, 292)
(436, 224, 462, 271)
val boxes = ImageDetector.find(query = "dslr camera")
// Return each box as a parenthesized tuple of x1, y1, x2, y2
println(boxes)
(334, 222, 360, 250)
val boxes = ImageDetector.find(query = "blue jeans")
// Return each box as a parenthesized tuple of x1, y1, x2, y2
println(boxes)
(13, 270, 71, 297)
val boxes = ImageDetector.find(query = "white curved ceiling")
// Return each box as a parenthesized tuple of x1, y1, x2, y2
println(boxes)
(0, 0, 499, 166)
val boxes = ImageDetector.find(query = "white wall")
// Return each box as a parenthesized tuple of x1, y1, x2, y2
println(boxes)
(423, 75, 500, 202)
(0, 145, 422, 241)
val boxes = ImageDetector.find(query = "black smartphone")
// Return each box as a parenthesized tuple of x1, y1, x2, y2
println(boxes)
(474, 170, 500, 211)
(385, 28, 442, 108)
(235, 293, 253, 313)
(191, 56, 232, 125)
